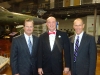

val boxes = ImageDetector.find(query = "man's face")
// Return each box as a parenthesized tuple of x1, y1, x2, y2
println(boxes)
(24, 21, 34, 36)
(46, 17, 56, 31)
(73, 19, 84, 35)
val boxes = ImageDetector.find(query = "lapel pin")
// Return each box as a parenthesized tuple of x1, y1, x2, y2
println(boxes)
(58, 35, 61, 38)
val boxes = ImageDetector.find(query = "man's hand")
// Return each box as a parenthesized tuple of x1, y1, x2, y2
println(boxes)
(38, 68, 44, 75)
(15, 74, 19, 75)
(67, 71, 71, 75)
(63, 67, 70, 74)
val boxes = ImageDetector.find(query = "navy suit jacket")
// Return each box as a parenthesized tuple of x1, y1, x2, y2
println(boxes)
(38, 30, 71, 75)
(69, 32, 97, 75)
(10, 34, 38, 75)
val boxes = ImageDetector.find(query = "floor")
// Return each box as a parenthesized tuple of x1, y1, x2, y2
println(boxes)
(0, 51, 100, 75)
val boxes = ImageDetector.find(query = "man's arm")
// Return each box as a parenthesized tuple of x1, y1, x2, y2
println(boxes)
(38, 35, 44, 75)
(10, 38, 19, 74)
(63, 32, 71, 69)
(38, 68, 44, 75)
(89, 36, 97, 75)
(15, 74, 19, 75)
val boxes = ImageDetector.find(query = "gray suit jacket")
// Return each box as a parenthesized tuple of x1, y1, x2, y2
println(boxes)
(10, 34, 38, 75)
(69, 32, 97, 75)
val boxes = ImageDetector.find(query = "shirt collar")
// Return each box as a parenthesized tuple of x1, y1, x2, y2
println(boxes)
(75, 31, 84, 38)
(49, 30, 56, 33)
(24, 32, 32, 38)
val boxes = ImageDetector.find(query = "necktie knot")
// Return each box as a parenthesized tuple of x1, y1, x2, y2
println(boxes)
(77, 36, 79, 39)
(48, 32, 55, 35)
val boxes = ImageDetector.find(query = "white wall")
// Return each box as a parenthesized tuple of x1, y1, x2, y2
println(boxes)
(57, 17, 87, 32)
(57, 18, 74, 32)
(57, 15, 100, 43)
(86, 15, 99, 35)
(93, 0, 100, 3)
(86, 15, 100, 42)
(70, 0, 74, 6)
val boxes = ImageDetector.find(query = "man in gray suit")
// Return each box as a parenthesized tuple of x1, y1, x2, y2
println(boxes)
(10, 19, 38, 75)
(69, 18, 97, 75)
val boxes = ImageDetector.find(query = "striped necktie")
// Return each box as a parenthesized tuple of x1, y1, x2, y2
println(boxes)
(74, 36, 79, 62)
(28, 37, 32, 54)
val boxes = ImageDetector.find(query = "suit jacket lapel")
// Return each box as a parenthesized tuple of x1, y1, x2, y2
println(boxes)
(71, 35, 75, 44)
(52, 30, 59, 50)
(52, 32, 58, 51)
(70, 35, 75, 58)
(52, 30, 62, 52)
(32, 35, 36, 55)
(21, 34, 31, 56)
(45, 32, 51, 51)
(77, 33, 87, 54)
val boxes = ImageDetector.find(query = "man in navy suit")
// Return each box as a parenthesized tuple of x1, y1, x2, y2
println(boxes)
(10, 19, 38, 75)
(69, 18, 97, 75)
(38, 16, 71, 75)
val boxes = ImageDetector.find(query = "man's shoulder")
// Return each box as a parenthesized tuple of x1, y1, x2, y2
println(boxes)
(11, 34, 23, 43)
(84, 33, 94, 38)
(33, 35, 38, 40)
(56, 30, 66, 35)
(57, 30, 64, 33)
(13, 34, 23, 39)
(40, 32, 48, 37)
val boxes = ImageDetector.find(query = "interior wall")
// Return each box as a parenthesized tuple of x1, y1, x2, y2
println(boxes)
(57, 16, 87, 32)
(86, 15, 99, 35)
(57, 18, 74, 32)
(57, 15, 100, 43)
(74, 0, 80, 6)
(86, 15, 100, 42)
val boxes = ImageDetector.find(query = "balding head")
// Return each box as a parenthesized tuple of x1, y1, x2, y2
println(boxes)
(47, 16, 56, 22)
(73, 18, 85, 35)
(46, 16, 57, 32)
(74, 18, 84, 24)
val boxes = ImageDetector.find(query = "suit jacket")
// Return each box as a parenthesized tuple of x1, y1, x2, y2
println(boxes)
(10, 34, 38, 75)
(38, 30, 71, 75)
(69, 32, 97, 75)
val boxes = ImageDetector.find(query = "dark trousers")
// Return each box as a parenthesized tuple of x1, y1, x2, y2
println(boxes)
(30, 66, 34, 75)
(30, 65, 38, 75)
(73, 62, 77, 75)
(43, 72, 62, 75)
(43, 73, 62, 75)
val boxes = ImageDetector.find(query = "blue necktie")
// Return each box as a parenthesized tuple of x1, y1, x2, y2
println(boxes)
(28, 37, 32, 54)
(74, 36, 79, 62)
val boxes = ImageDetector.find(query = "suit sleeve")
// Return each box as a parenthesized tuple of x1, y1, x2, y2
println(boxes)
(63, 32, 71, 69)
(10, 38, 19, 74)
(37, 35, 43, 68)
(89, 36, 97, 75)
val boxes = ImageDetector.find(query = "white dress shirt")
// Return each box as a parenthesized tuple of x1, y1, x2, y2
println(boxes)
(49, 31, 56, 51)
(24, 33, 33, 45)
(74, 31, 84, 51)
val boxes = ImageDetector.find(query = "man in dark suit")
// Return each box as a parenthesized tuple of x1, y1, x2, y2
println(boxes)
(10, 19, 38, 75)
(69, 18, 97, 75)
(38, 16, 71, 75)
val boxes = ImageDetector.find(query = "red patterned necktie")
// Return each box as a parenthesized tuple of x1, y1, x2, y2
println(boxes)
(48, 32, 55, 35)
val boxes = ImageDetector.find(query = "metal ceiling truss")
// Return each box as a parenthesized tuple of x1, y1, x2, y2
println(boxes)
(42, 3, 100, 19)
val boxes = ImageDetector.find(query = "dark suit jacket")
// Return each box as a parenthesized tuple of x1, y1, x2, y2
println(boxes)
(38, 30, 71, 75)
(69, 32, 97, 75)
(10, 34, 38, 75)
